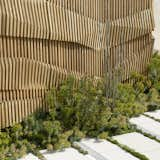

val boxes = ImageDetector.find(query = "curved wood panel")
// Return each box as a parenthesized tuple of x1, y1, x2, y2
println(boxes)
(0, 0, 154, 128)
(0, 0, 154, 49)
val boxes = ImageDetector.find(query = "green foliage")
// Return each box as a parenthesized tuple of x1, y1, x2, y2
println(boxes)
(131, 72, 152, 95)
(97, 132, 108, 139)
(70, 127, 86, 142)
(148, 54, 160, 84)
(146, 88, 160, 111)
(0, 132, 10, 147)
(0, 54, 160, 159)
(147, 54, 160, 110)
(130, 54, 160, 111)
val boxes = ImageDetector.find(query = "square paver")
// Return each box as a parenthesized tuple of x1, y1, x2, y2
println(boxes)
(130, 115, 160, 140)
(75, 139, 138, 160)
(40, 148, 95, 160)
(113, 132, 160, 160)
(18, 153, 40, 160)
(145, 110, 160, 120)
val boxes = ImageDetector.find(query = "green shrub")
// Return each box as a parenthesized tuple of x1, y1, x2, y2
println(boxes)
(0, 54, 160, 159)
(148, 54, 160, 84)
(46, 77, 112, 136)
(147, 54, 160, 110)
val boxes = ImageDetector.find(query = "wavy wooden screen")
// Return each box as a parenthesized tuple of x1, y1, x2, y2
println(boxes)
(0, 0, 154, 128)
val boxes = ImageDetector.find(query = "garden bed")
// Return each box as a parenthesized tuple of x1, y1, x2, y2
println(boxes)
(0, 53, 160, 160)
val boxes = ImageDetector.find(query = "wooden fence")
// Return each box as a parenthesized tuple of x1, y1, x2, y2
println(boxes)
(0, 0, 154, 128)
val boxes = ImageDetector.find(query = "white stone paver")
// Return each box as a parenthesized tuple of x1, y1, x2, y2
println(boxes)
(130, 115, 160, 139)
(40, 148, 96, 160)
(18, 153, 40, 160)
(75, 139, 139, 160)
(17, 110, 160, 160)
(113, 132, 160, 160)
(145, 110, 160, 120)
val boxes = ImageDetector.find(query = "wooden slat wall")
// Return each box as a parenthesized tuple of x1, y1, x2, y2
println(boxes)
(0, 37, 103, 77)
(0, 0, 154, 128)
(0, 0, 154, 49)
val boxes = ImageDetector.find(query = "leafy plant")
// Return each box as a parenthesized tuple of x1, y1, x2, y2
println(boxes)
(0, 53, 160, 160)
(148, 53, 160, 84)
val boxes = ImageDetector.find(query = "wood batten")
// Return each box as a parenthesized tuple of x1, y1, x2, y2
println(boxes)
(0, 0, 154, 128)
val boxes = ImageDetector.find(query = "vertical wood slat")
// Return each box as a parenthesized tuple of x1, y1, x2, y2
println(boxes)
(0, 0, 154, 128)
